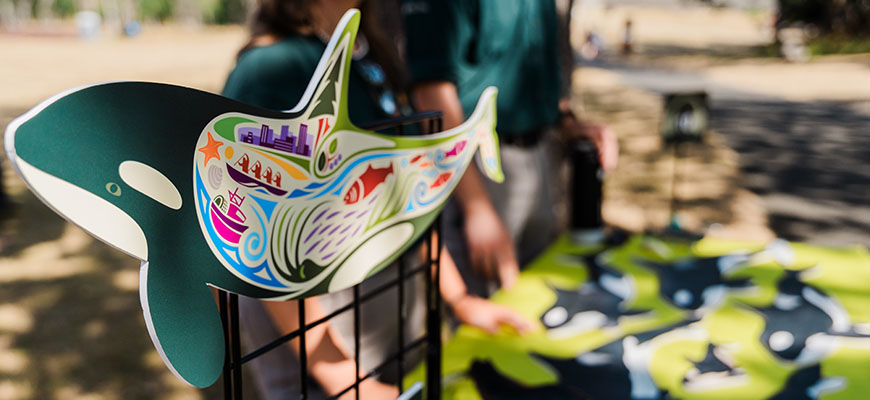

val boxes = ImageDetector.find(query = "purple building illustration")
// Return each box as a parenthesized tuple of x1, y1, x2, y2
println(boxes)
(259, 125, 275, 146)
(237, 123, 312, 157)
(296, 124, 310, 156)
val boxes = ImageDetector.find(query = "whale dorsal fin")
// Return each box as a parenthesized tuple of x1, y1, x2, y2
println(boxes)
(286, 9, 359, 141)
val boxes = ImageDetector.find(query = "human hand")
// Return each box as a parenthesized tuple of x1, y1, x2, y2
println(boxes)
(462, 203, 519, 290)
(450, 294, 533, 335)
(560, 115, 619, 172)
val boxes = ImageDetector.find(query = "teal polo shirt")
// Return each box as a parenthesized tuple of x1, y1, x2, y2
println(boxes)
(222, 35, 389, 125)
(402, 0, 562, 138)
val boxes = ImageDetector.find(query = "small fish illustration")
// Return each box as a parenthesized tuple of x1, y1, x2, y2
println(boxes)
(343, 163, 394, 204)
(429, 172, 452, 189)
(444, 140, 467, 159)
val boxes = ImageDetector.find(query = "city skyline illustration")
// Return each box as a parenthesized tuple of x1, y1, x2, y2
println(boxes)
(238, 123, 313, 157)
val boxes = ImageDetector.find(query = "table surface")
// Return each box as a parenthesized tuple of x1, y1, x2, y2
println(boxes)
(406, 233, 870, 399)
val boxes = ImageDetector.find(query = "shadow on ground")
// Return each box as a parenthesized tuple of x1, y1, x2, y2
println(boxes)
(711, 97, 870, 246)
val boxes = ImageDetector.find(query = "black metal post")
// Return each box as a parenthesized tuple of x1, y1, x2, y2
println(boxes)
(230, 293, 242, 399)
(669, 141, 684, 223)
(220, 290, 231, 400)
(425, 217, 442, 400)
(298, 298, 308, 400)
(397, 257, 406, 392)
(353, 285, 362, 400)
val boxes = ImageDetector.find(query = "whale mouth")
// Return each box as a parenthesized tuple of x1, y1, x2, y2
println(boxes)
(16, 159, 148, 260)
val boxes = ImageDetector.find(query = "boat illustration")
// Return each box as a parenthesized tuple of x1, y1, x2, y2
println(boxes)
(209, 193, 249, 244)
(226, 158, 288, 196)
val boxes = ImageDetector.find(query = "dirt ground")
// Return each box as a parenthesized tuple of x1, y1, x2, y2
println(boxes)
(576, 4, 870, 246)
(1, 5, 868, 399)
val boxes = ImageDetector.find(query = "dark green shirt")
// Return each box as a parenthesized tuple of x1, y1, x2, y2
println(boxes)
(402, 0, 562, 138)
(222, 35, 390, 125)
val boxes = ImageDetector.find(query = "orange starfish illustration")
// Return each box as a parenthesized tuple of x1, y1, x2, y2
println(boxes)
(198, 132, 223, 167)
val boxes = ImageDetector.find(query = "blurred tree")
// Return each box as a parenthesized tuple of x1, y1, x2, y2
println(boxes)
(139, 0, 173, 21)
(16, 0, 33, 20)
(174, 0, 202, 24)
(778, 0, 870, 36)
(51, 0, 76, 17)
(35, 0, 52, 19)
(213, 0, 245, 24)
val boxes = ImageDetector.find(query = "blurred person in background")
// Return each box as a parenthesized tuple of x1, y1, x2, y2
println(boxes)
(402, 0, 619, 297)
(222, 0, 531, 398)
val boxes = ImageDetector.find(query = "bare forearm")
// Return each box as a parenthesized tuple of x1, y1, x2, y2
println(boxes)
(262, 299, 395, 398)
(436, 243, 469, 306)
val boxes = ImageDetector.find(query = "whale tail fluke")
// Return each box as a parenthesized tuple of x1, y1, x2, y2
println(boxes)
(465, 87, 504, 183)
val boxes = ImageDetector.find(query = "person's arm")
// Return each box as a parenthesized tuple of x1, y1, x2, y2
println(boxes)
(262, 299, 399, 399)
(411, 81, 520, 290)
(434, 241, 533, 335)
(558, 98, 619, 171)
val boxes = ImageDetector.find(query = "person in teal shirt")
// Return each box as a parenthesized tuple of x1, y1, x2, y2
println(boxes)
(403, 0, 619, 295)
(223, 1, 531, 399)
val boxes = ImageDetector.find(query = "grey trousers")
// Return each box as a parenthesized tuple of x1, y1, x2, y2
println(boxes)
(444, 130, 560, 297)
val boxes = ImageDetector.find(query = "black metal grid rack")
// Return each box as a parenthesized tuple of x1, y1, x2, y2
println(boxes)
(217, 112, 444, 400)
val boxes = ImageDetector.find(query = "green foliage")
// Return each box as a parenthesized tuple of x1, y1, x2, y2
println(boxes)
(13, 0, 247, 23)
(51, 0, 76, 17)
(808, 35, 870, 55)
(213, 0, 246, 24)
(139, 0, 174, 22)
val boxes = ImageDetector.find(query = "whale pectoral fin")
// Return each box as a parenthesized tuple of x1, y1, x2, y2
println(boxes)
(139, 261, 225, 388)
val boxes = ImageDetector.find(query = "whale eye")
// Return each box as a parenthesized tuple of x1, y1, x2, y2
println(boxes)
(106, 182, 122, 196)
(119, 161, 182, 210)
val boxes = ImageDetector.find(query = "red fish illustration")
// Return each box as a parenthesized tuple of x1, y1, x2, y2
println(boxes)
(343, 163, 394, 204)
(429, 172, 452, 189)
(444, 140, 467, 159)
(410, 154, 423, 164)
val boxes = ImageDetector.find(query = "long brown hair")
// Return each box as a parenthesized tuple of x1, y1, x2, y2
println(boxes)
(238, 0, 407, 94)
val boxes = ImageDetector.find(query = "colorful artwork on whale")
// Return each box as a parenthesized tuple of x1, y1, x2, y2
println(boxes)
(4, 9, 501, 387)
(405, 234, 870, 399)
(191, 36, 501, 295)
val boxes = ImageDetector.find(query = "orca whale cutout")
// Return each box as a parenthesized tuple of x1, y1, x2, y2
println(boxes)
(4, 9, 503, 387)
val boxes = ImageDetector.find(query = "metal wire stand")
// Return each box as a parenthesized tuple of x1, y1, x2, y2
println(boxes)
(218, 112, 444, 400)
